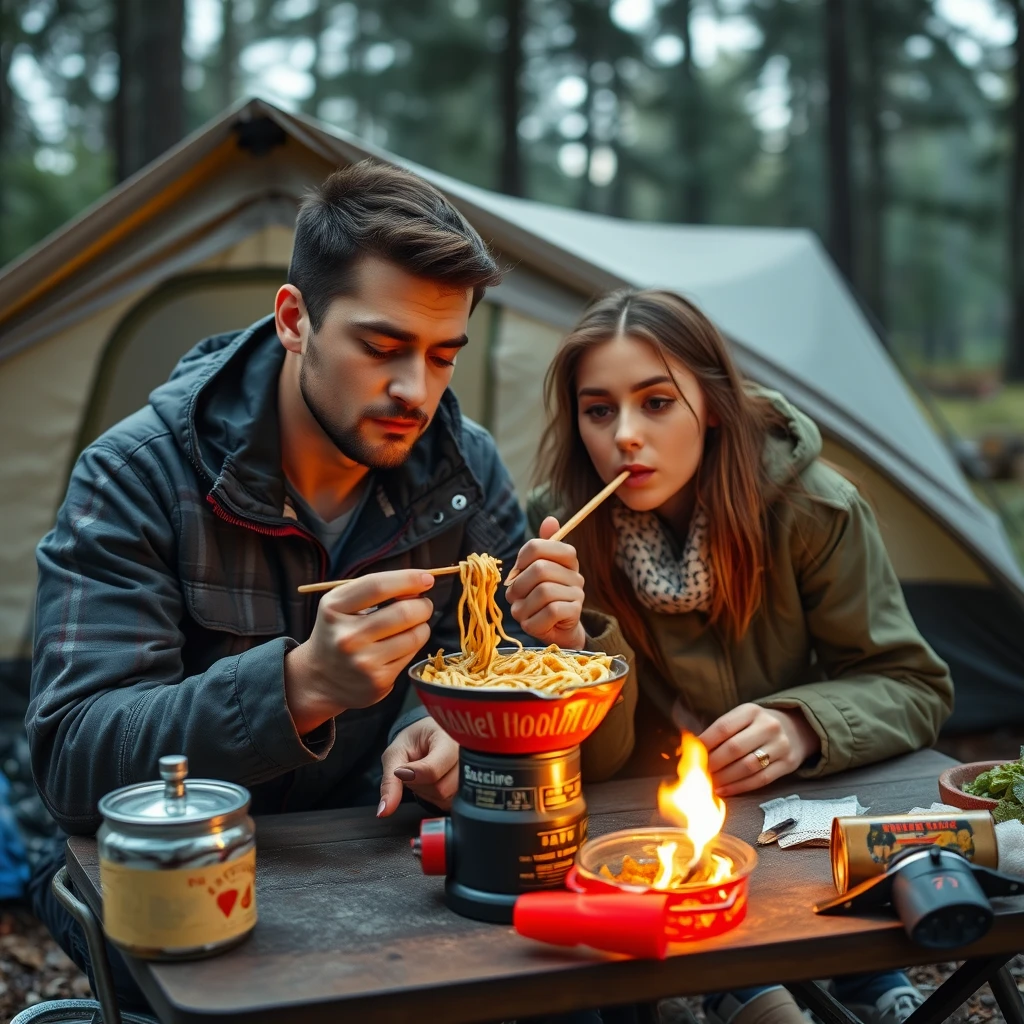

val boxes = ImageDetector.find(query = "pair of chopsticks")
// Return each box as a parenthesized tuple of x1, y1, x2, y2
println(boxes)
(503, 469, 630, 585)
(297, 564, 461, 595)
(296, 469, 630, 595)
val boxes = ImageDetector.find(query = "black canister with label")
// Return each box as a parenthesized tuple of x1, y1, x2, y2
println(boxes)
(407, 647, 630, 925)
(415, 746, 588, 922)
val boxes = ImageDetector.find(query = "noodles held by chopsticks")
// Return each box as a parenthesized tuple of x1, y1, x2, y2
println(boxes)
(421, 553, 612, 695)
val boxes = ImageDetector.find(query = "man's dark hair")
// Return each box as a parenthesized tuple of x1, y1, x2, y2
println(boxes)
(288, 160, 503, 332)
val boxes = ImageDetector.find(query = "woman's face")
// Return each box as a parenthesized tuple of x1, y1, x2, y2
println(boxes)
(576, 333, 712, 518)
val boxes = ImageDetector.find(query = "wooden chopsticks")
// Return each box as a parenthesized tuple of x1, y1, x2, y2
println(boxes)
(297, 565, 462, 594)
(503, 469, 630, 586)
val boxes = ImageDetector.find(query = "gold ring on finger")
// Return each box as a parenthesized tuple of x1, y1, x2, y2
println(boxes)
(754, 747, 770, 770)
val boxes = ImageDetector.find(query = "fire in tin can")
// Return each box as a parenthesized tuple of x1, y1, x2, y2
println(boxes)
(830, 811, 998, 895)
(98, 755, 256, 960)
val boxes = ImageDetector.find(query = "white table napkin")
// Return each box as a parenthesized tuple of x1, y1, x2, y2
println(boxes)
(907, 801, 1024, 877)
(759, 793, 868, 848)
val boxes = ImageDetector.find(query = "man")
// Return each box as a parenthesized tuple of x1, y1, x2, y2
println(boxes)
(28, 160, 633, 1008)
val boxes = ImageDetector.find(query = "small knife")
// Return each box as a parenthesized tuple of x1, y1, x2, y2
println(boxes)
(757, 817, 798, 845)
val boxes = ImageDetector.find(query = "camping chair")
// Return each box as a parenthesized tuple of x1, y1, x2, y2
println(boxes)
(10, 1002, 157, 1024)
(9, 868, 158, 1024)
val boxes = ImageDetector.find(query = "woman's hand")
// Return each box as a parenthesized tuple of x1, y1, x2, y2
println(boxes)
(698, 703, 821, 797)
(504, 516, 587, 650)
(378, 717, 460, 816)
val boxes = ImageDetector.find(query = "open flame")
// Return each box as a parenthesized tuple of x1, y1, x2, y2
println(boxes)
(653, 841, 678, 889)
(654, 734, 728, 888)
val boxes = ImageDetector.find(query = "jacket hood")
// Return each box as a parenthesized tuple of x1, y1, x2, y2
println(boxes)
(753, 384, 822, 485)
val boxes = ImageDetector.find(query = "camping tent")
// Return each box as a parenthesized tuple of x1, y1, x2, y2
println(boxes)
(1, 97, 1021, 731)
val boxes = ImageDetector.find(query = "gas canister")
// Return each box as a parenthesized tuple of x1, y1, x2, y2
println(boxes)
(830, 811, 998, 895)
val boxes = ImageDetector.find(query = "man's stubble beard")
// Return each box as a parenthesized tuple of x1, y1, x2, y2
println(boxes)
(298, 332, 427, 471)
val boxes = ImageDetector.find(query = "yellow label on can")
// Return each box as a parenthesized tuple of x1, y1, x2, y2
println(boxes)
(100, 848, 256, 951)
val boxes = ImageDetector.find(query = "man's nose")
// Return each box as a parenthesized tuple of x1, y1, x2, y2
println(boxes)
(388, 357, 428, 409)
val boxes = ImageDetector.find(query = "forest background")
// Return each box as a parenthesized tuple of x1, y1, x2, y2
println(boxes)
(2, 0, 1024, 560)
(2, 5, 1024, 1015)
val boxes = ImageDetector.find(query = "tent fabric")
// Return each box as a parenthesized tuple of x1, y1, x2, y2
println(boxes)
(903, 583, 1024, 733)
(405, 179, 1024, 599)
(0, 292, 140, 660)
(0, 97, 1021, 733)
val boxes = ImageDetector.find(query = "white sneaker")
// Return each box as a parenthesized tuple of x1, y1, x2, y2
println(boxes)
(844, 985, 925, 1024)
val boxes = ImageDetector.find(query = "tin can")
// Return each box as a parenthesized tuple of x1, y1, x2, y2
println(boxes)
(98, 755, 256, 960)
(831, 811, 998, 895)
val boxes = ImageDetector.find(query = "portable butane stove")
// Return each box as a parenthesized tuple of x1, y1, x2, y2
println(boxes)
(407, 647, 629, 923)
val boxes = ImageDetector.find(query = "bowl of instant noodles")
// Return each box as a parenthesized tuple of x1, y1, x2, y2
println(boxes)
(408, 646, 629, 755)
(408, 551, 629, 754)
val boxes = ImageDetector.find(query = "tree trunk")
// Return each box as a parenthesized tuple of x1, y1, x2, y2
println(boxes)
(678, 0, 705, 223)
(825, 0, 853, 282)
(219, 0, 237, 111)
(1007, 0, 1024, 380)
(579, 61, 596, 212)
(115, 0, 185, 180)
(860, 0, 887, 327)
(305, 2, 326, 118)
(0, 0, 11, 249)
(608, 65, 628, 217)
(499, 0, 524, 195)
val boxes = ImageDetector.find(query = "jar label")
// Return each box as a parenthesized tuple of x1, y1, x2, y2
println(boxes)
(100, 848, 256, 951)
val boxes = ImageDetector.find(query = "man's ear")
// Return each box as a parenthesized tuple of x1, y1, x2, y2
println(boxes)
(275, 285, 308, 354)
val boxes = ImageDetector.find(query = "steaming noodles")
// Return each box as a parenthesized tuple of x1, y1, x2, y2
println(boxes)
(420, 553, 612, 694)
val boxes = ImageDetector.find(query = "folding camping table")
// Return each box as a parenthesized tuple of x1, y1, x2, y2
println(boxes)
(62, 748, 1023, 1024)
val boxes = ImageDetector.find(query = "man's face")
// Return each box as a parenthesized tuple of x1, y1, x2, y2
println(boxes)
(298, 258, 473, 469)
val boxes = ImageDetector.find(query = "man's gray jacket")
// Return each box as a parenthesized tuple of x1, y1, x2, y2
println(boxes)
(29, 316, 528, 834)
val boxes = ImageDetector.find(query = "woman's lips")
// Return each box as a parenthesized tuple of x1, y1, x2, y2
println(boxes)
(621, 467, 655, 488)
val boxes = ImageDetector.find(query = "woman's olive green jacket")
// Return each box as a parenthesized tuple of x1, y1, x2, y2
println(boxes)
(532, 388, 954, 782)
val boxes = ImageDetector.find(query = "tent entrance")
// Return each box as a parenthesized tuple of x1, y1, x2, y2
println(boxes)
(76, 268, 286, 455)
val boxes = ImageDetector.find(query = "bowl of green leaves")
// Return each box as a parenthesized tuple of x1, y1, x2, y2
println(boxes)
(939, 751, 1024, 823)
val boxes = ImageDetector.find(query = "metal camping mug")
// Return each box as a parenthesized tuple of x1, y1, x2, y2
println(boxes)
(97, 755, 257, 959)
(830, 811, 998, 895)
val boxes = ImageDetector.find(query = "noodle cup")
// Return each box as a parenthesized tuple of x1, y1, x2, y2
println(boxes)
(408, 647, 629, 755)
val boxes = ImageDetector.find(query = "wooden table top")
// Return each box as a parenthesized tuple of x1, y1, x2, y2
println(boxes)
(66, 749, 1024, 1024)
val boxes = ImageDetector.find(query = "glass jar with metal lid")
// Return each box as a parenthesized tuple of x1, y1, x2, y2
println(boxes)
(97, 755, 256, 960)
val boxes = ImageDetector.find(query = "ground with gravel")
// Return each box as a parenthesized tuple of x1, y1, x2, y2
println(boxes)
(0, 906, 91, 1019)
(659, 958, 1024, 1024)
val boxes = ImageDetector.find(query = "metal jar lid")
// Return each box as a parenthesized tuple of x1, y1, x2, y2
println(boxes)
(98, 755, 251, 830)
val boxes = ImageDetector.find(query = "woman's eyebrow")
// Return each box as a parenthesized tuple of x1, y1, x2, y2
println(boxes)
(578, 375, 674, 398)
(630, 375, 673, 392)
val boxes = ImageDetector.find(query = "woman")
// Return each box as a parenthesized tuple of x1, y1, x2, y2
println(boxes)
(506, 289, 953, 1024)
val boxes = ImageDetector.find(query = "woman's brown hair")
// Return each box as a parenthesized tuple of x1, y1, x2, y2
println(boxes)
(537, 288, 790, 669)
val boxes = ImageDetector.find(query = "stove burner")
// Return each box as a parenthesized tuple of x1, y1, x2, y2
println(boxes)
(512, 830, 759, 956)
(414, 747, 586, 922)
(409, 649, 630, 923)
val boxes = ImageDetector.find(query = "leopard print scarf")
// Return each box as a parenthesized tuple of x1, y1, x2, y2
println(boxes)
(612, 504, 713, 615)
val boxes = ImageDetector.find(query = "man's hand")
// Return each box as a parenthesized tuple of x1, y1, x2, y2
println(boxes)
(504, 516, 586, 650)
(378, 717, 460, 817)
(284, 570, 435, 735)
(698, 703, 821, 798)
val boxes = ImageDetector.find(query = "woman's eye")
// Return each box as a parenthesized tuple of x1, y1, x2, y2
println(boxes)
(583, 404, 612, 421)
(645, 396, 674, 413)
